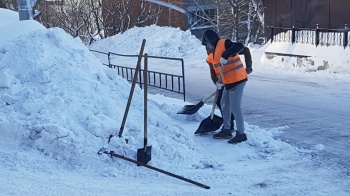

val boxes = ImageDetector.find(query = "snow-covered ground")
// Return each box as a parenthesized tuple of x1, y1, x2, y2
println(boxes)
(0, 8, 349, 195)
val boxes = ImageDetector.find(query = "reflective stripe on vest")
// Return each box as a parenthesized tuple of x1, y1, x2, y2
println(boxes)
(218, 64, 244, 75)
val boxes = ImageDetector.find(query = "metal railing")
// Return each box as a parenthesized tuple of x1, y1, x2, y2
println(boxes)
(268, 25, 350, 48)
(90, 49, 186, 101)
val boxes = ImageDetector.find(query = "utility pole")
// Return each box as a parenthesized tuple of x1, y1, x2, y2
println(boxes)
(17, 0, 41, 21)
(17, 0, 33, 20)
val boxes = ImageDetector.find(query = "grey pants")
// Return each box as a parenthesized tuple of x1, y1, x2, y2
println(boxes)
(220, 81, 246, 134)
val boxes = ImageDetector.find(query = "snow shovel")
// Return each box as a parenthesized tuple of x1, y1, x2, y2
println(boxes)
(108, 39, 146, 143)
(137, 53, 151, 165)
(194, 93, 223, 134)
(194, 66, 224, 134)
(177, 92, 216, 115)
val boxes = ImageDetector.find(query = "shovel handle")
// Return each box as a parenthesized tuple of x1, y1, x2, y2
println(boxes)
(143, 53, 148, 145)
(210, 65, 224, 120)
(114, 39, 146, 140)
(102, 151, 210, 189)
(202, 92, 216, 103)
(210, 90, 219, 119)
(143, 139, 149, 152)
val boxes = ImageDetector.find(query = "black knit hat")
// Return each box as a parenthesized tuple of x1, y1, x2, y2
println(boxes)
(201, 29, 220, 50)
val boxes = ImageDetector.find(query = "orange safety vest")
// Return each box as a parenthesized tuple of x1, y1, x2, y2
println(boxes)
(206, 39, 247, 84)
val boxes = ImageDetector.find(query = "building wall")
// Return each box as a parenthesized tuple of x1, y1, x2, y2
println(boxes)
(265, 0, 350, 29)
(151, 0, 186, 30)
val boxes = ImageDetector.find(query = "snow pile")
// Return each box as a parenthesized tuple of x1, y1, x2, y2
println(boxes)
(262, 41, 350, 78)
(90, 25, 204, 58)
(0, 14, 205, 169)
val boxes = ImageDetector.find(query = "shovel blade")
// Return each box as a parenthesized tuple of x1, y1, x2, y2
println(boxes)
(194, 114, 223, 134)
(137, 146, 152, 165)
(177, 101, 204, 115)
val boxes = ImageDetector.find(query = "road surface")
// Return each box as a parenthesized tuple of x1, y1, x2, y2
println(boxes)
(182, 68, 350, 173)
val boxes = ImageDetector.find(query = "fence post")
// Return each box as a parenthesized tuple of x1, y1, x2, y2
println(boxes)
(181, 59, 186, 101)
(344, 24, 348, 48)
(315, 24, 320, 47)
(270, 25, 274, 43)
(139, 56, 143, 88)
(292, 26, 296, 44)
(108, 52, 111, 68)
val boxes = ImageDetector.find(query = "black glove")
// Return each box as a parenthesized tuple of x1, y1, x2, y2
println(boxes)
(246, 67, 253, 74)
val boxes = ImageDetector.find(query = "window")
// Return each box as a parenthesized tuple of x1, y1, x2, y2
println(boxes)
(187, 5, 216, 30)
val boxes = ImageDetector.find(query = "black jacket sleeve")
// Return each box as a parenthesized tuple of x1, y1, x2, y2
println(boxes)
(239, 47, 252, 69)
(222, 40, 252, 69)
(221, 40, 244, 59)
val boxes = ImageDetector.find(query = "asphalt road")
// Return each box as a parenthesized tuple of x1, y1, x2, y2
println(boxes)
(181, 69, 350, 173)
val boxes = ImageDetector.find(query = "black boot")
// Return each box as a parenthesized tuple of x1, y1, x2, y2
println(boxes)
(213, 128, 232, 139)
(228, 132, 247, 144)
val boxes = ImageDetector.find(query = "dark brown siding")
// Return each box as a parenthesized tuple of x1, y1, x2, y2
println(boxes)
(265, 0, 275, 27)
(310, 0, 329, 28)
(292, 0, 310, 27)
(330, 0, 350, 28)
(275, 0, 292, 27)
(265, 0, 349, 29)
(154, 0, 186, 30)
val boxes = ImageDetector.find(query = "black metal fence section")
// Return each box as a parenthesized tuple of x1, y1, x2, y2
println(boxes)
(90, 49, 186, 101)
(268, 25, 350, 48)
